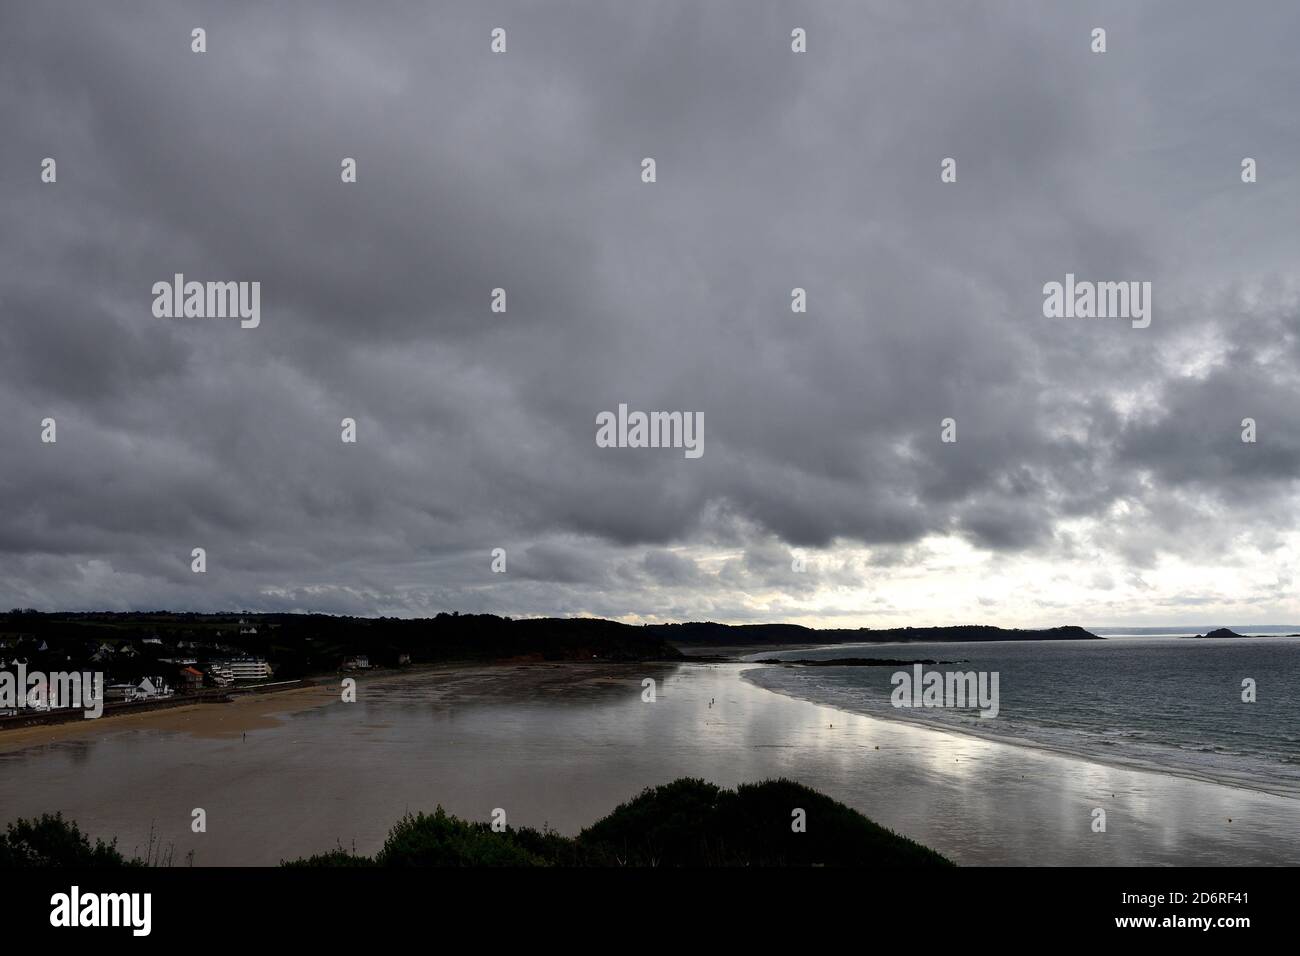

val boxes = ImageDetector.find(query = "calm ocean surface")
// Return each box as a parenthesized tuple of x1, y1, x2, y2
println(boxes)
(743, 635, 1300, 797)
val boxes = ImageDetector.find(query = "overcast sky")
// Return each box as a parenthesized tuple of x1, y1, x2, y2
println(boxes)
(3, 1, 1300, 627)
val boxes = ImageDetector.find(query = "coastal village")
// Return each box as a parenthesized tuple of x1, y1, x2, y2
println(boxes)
(0, 617, 369, 717)
(0, 609, 684, 723)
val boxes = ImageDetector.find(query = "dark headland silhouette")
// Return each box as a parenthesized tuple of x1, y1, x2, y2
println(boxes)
(0, 610, 1098, 681)
(650, 621, 1099, 648)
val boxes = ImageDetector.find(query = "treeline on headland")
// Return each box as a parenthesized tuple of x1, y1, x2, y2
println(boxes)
(0, 610, 1099, 685)
(649, 622, 1100, 646)
(0, 778, 951, 868)
(0, 611, 686, 683)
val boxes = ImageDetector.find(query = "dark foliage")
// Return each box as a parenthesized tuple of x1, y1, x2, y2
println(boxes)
(374, 809, 548, 867)
(575, 777, 951, 866)
(0, 812, 137, 867)
(3, 780, 950, 869)
(278, 778, 952, 867)
(0, 610, 683, 682)
(280, 847, 376, 868)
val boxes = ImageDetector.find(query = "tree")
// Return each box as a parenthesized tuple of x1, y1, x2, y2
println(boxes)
(0, 812, 137, 867)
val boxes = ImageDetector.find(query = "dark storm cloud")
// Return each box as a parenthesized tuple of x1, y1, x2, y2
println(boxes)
(2, 0, 1299, 619)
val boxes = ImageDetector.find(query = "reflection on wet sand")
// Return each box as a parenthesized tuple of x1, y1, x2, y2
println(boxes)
(0, 661, 1295, 866)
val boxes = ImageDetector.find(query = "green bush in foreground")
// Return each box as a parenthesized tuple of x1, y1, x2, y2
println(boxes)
(0, 812, 138, 867)
(280, 847, 377, 868)
(0, 780, 953, 867)
(574, 777, 950, 866)
(286, 777, 952, 867)
(375, 808, 548, 867)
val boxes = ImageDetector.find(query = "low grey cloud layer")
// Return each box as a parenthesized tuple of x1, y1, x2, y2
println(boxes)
(3, 1, 1299, 625)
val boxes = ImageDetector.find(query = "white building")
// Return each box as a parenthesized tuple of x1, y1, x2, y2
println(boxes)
(136, 677, 171, 699)
(205, 662, 233, 685)
(212, 658, 272, 682)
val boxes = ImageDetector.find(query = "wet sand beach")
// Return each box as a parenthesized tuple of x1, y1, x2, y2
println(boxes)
(0, 660, 1295, 866)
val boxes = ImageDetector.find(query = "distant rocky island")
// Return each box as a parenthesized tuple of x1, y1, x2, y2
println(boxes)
(1176, 628, 1300, 639)
(1181, 628, 1251, 639)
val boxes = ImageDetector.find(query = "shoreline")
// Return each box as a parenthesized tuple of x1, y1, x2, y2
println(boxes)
(0, 660, 681, 754)
(9, 649, 1291, 806)
(738, 664, 1300, 802)
(0, 679, 316, 732)
(0, 681, 336, 753)
(2, 655, 1295, 865)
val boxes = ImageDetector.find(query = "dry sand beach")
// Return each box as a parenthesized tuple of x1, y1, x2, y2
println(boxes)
(0, 662, 650, 752)
(0, 684, 333, 751)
